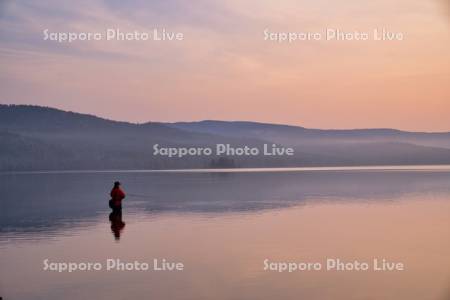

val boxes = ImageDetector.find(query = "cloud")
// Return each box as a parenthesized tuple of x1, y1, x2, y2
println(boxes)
(0, 0, 449, 130)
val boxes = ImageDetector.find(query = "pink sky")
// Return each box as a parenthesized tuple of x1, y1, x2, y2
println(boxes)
(0, 0, 449, 131)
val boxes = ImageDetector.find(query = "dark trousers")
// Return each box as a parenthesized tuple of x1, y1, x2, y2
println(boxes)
(109, 199, 122, 212)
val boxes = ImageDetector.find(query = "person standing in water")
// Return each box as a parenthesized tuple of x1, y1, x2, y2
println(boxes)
(109, 181, 125, 211)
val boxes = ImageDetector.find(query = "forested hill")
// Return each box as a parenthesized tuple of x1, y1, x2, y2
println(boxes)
(1, 104, 450, 171)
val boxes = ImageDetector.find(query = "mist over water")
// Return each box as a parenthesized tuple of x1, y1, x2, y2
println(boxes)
(1, 168, 450, 239)
(0, 168, 449, 299)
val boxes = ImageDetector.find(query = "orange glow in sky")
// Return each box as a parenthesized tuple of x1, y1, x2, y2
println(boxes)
(0, 0, 449, 131)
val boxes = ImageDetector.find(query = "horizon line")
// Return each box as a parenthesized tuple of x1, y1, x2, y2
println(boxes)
(1, 103, 450, 134)
(3, 165, 450, 175)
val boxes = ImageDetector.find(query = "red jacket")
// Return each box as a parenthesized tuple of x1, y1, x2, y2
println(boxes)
(110, 187, 125, 206)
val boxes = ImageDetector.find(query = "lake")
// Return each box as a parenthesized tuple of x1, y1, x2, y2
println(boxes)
(1, 167, 450, 299)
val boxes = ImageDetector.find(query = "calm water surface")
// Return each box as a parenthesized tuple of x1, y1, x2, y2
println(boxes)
(0, 168, 449, 299)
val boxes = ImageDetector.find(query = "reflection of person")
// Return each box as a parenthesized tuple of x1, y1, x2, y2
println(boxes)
(109, 181, 125, 212)
(109, 211, 125, 240)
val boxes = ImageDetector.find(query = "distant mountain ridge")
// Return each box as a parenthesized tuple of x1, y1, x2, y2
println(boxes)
(169, 120, 450, 149)
(1, 104, 450, 171)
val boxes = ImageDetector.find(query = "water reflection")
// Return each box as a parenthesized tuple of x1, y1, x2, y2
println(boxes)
(0, 169, 449, 300)
(109, 210, 125, 241)
(0, 169, 450, 240)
